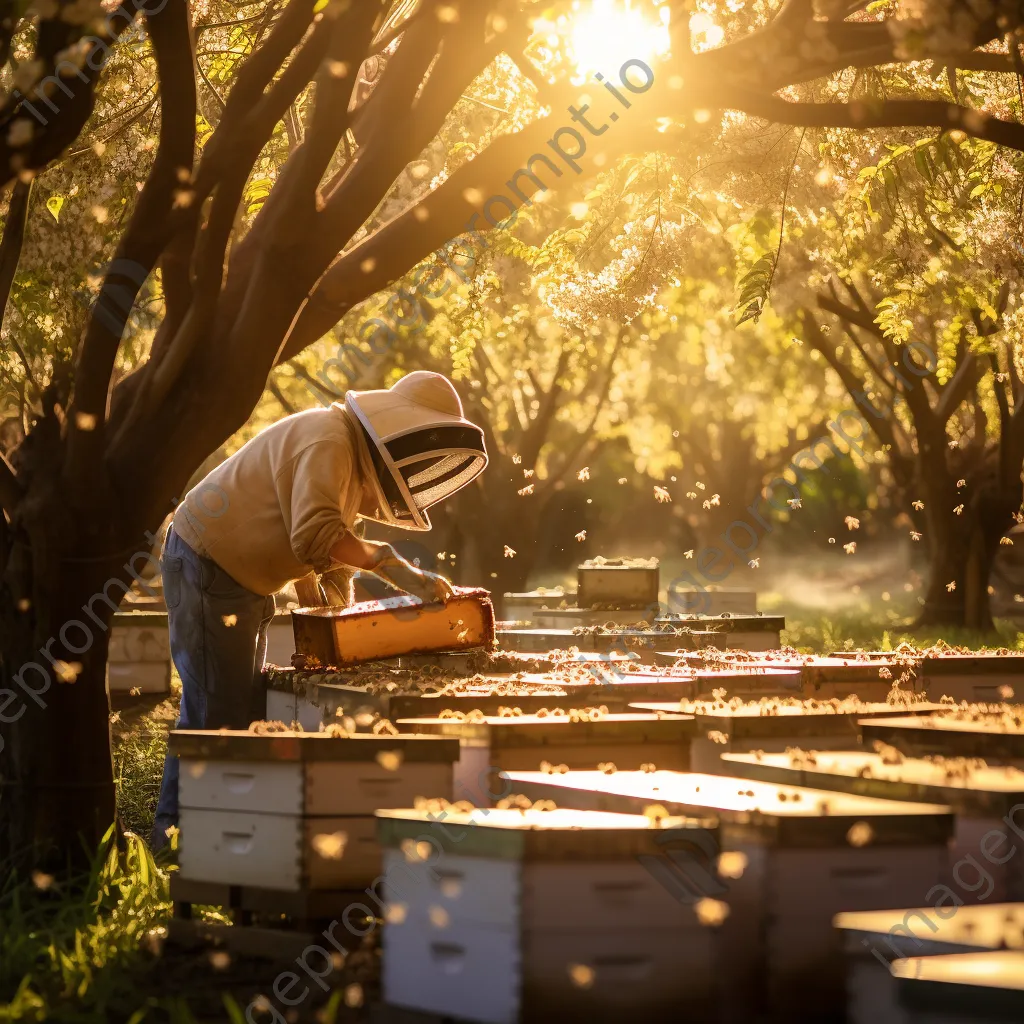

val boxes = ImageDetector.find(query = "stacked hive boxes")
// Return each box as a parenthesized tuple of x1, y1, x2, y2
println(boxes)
(170, 730, 459, 892)
(723, 750, 1024, 902)
(395, 711, 694, 804)
(503, 768, 954, 1022)
(633, 698, 944, 774)
(377, 807, 722, 1023)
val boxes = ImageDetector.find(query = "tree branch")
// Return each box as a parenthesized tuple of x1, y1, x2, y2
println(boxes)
(718, 90, 1024, 153)
(69, 0, 197, 488)
(0, 178, 31, 335)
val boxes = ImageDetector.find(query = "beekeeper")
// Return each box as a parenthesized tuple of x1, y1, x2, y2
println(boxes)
(151, 371, 488, 848)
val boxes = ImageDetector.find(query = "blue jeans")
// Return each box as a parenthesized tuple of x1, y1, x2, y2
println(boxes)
(151, 528, 276, 849)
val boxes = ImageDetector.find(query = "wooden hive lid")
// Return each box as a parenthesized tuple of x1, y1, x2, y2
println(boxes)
(836, 903, 1024, 949)
(168, 728, 460, 763)
(891, 950, 1024, 1016)
(376, 806, 718, 862)
(502, 769, 955, 847)
(721, 750, 1024, 814)
(862, 712, 1024, 760)
(395, 711, 694, 745)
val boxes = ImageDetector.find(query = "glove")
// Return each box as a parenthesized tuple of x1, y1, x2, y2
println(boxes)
(371, 545, 455, 604)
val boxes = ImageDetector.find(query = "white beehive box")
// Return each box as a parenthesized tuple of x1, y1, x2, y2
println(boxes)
(890, 950, 1024, 1022)
(169, 729, 459, 892)
(724, 750, 1024, 902)
(107, 610, 170, 693)
(396, 712, 695, 805)
(634, 699, 943, 774)
(504, 768, 955, 1022)
(836, 904, 1024, 1024)
(377, 806, 721, 1024)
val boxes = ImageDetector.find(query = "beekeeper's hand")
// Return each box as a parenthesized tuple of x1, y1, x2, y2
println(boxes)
(397, 565, 456, 604)
(329, 535, 456, 603)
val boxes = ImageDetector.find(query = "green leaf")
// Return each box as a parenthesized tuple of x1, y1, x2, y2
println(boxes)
(46, 195, 64, 221)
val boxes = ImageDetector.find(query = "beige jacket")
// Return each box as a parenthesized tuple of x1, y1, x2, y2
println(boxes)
(173, 403, 376, 596)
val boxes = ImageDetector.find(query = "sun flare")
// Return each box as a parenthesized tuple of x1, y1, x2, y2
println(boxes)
(568, 0, 671, 83)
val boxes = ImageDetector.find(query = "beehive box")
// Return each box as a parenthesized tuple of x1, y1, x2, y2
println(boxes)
(724, 750, 1024, 901)
(396, 711, 694, 804)
(836, 905, 1024, 1024)
(577, 558, 659, 609)
(861, 712, 1024, 766)
(532, 606, 655, 629)
(654, 614, 786, 652)
(377, 806, 721, 1024)
(919, 655, 1024, 704)
(496, 628, 683, 661)
(503, 588, 574, 623)
(657, 652, 914, 701)
(667, 587, 758, 615)
(385, 669, 803, 721)
(292, 587, 495, 667)
(169, 729, 459, 893)
(505, 768, 954, 1022)
(107, 610, 171, 693)
(634, 699, 944, 774)
(889, 950, 1024, 1021)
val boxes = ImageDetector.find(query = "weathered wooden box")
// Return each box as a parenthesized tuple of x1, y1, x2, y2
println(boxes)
(861, 712, 1024, 766)
(396, 712, 694, 804)
(377, 806, 721, 1024)
(169, 729, 459, 893)
(107, 610, 171, 694)
(291, 588, 495, 668)
(634, 699, 943, 774)
(890, 950, 1024, 1022)
(505, 768, 954, 1022)
(577, 558, 659, 609)
(837, 904, 1024, 1024)
(724, 750, 1024, 902)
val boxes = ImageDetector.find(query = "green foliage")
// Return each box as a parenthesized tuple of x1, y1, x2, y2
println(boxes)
(0, 827, 171, 1022)
(735, 251, 777, 325)
(113, 726, 168, 841)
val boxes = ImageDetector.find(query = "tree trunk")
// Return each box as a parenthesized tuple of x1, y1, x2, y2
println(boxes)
(0, 422, 147, 868)
(916, 487, 1018, 633)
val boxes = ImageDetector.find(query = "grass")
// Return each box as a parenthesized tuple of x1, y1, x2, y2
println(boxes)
(0, 827, 173, 1022)
(767, 592, 1024, 653)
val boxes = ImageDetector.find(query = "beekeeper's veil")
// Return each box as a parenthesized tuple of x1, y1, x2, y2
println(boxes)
(344, 371, 488, 531)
